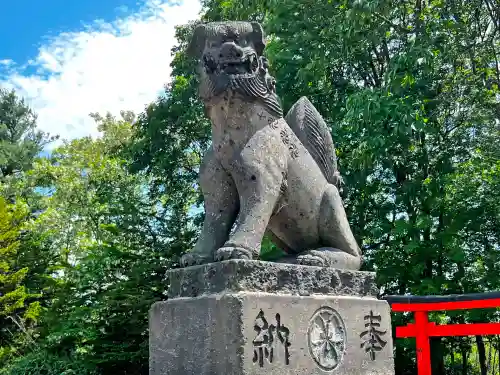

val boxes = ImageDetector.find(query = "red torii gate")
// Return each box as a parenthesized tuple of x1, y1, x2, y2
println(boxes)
(384, 292, 500, 375)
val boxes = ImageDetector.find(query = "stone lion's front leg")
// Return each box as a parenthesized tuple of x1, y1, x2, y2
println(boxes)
(215, 128, 287, 261)
(181, 147, 239, 267)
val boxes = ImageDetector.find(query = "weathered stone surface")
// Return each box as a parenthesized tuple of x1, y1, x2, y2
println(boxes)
(150, 261, 394, 375)
(180, 21, 363, 270)
(167, 260, 378, 298)
(149, 293, 394, 375)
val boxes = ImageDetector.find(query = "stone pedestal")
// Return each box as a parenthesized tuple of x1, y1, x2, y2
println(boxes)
(149, 260, 394, 375)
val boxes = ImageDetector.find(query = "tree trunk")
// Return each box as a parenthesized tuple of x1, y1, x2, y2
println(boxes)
(431, 337, 445, 375)
(487, 337, 493, 373)
(492, 345, 497, 375)
(461, 347, 468, 375)
(476, 335, 487, 375)
(498, 337, 500, 375)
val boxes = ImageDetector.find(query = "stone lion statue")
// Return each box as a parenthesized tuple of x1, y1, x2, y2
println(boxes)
(180, 21, 362, 269)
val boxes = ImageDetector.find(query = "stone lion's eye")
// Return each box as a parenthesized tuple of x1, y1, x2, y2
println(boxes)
(240, 38, 248, 46)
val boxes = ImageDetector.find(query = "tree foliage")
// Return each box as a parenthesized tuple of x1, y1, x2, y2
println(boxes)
(2, 112, 195, 374)
(0, 1, 499, 374)
(0, 197, 42, 364)
(131, 0, 500, 373)
(0, 89, 57, 179)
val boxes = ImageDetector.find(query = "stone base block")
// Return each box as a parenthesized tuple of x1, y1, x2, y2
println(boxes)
(149, 260, 394, 375)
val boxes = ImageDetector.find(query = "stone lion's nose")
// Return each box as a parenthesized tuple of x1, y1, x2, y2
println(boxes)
(219, 42, 243, 60)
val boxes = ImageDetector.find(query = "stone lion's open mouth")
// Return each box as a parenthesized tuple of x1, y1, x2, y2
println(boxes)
(203, 53, 259, 76)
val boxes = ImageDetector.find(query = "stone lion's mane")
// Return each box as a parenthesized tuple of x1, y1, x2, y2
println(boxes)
(199, 63, 283, 118)
(189, 21, 283, 118)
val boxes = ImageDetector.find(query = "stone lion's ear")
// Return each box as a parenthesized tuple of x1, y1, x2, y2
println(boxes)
(250, 22, 266, 56)
(187, 24, 207, 59)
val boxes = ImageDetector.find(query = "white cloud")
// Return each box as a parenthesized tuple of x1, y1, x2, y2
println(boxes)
(0, 0, 202, 146)
(0, 59, 14, 66)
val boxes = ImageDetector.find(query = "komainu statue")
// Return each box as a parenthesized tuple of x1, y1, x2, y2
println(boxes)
(180, 21, 362, 270)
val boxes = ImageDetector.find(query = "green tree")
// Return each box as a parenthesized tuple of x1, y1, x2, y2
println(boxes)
(0, 89, 58, 369)
(2, 1, 497, 373)
(0, 197, 41, 365)
(131, 1, 500, 373)
(0, 89, 57, 178)
(4, 112, 195, 374)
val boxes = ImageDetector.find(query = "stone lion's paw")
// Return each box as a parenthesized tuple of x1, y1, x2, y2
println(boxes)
(180, 253, 211, 267)
(214, 246, 255, 261)
(297, 248, 361, 270)
(296, 251, 326, 267)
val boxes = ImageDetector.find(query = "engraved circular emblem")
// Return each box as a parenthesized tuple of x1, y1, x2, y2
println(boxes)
(307, 307, 346, 371)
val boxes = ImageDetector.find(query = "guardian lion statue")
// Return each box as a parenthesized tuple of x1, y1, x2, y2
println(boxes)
(180, 21, 362, 270)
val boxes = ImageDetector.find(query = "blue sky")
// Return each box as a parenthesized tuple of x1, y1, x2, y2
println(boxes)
(0, 0, 201, 146)
(1, 1, 143, 69)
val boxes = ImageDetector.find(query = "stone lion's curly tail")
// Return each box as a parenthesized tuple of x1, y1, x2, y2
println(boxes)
(285, 97, 340, 187)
